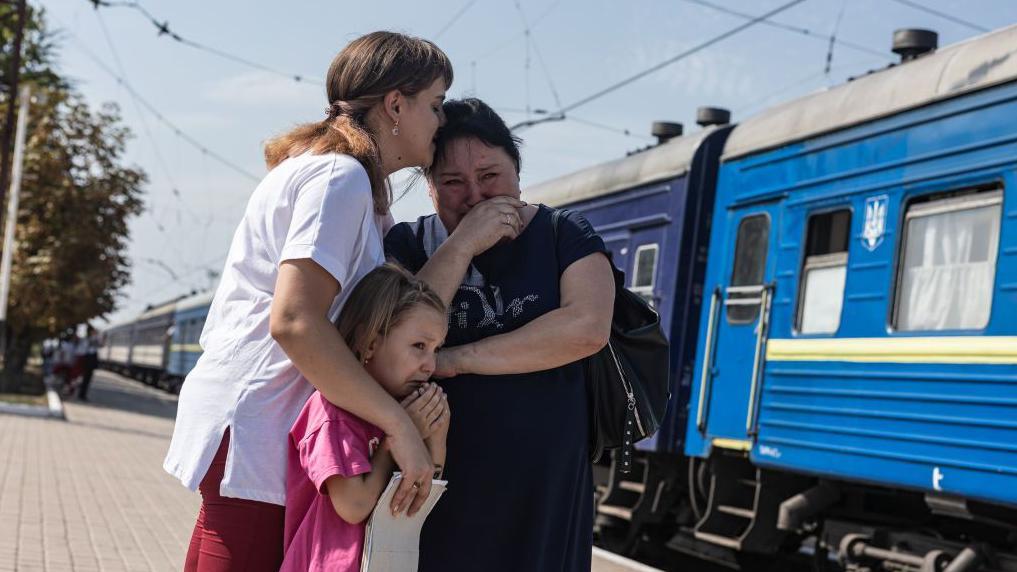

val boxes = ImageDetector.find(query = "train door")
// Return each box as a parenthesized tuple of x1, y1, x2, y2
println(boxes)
(697, 202, 780, 444)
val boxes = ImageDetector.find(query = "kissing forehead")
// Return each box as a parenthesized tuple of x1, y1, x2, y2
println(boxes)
(439, 138, 507, 174)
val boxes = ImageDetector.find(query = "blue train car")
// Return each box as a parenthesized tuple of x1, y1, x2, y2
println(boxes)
(165, 291, 213, 392)
(121, 299, 177, 385)
(684, 25, 1017, 569)
(525, 114, 733, 548)
(99, 319, 134, 374)
(99, 291, 213, 394)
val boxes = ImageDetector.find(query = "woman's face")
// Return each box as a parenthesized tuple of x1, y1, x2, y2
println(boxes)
(394, 78, 448, 169)
(429, 137, 520, 232)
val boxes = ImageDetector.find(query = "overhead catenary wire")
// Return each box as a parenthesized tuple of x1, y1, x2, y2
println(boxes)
(473, 0, 563, 61)
(88, 0, 323, 85)
(512, 0, 563, 111)
(887, 0, 989, 33)
(674, 0, 890, 60)
(511, 0, 807, 131)
(64, 30, 262, 182)
(824, 0, 848, 75)
(567, 116, 655, 141)
(733, 57, 885, 117)
(94, 8, 204, 246)
(434, 0, 481, 40)
(132, 250, 228, 311)
(466, 0, 561, 97)
(494, 106, 650, 140)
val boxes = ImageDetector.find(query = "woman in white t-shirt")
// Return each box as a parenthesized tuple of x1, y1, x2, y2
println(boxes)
(164, 32, 525, 571)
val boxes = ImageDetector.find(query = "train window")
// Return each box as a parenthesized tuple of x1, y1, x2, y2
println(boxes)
(727, 214, 770, 323)
(797, 210, 851, 334)
(895, 190, 1002, 331)
(630, 244, 658, 305)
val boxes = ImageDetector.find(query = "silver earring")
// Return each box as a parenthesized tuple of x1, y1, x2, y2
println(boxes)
(392, 121, 400, 136)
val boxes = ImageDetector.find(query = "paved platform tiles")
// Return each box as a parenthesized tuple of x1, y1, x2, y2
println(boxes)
(0, 371, 197, 571)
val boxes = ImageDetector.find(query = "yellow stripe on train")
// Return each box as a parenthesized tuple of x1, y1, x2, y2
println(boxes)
(766, 337, 1017, 364)
(169, 344, 203, 353)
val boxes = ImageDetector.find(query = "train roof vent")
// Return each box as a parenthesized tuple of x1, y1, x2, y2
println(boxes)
(696, 106, 731, 127)
(893, 28, 938, 62)
(652, 121, 683, 144)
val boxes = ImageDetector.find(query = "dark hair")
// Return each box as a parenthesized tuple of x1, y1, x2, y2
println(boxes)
(265, 31, 453, 214)
(335, 263, 446, 359)
(426, 98, 522, 177)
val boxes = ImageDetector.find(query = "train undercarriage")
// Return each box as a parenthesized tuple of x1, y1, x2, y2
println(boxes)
(594, 450, 1017, 572)
(98, 363, 182, 394)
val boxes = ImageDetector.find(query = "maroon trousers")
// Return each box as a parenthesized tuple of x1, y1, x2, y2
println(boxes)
(184, 430, 285, 571)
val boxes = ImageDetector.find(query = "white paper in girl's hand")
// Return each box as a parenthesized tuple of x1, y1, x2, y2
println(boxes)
(361, 472, 447, 572)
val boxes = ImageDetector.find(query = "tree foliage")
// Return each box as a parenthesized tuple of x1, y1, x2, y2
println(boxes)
(0, 7, 146, 378)
(0, 2, 64, 96)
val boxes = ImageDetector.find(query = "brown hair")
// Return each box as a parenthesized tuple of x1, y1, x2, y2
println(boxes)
(264, 31, 453, 214)
(336, 263, 446, 359)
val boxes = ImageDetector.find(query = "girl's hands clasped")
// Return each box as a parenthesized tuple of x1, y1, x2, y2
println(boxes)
(401, 382, 449, 440)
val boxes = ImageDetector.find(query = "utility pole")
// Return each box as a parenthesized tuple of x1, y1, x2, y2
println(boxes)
(0, 85, 29, 355)
(0, 0, 27, 225)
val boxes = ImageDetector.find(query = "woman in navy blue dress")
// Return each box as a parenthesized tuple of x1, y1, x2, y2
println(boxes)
(385, 98, 615, 571)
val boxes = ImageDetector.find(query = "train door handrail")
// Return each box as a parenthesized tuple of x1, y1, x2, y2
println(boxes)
(695, 286, 721, 432)
(746, 283, 775, 435)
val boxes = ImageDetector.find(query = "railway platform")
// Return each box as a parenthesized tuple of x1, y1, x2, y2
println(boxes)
(0, 371, 663, 572)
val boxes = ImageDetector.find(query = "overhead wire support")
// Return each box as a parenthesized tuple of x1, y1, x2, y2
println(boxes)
(473, 0, 562, 61)
(887, 0, 989, 33)
(510, 112, 565, 131)
(824, 0, 848, 75)
(512, 0, 563, 111)
(511, 0, 807, 132)
(675, 0, 890, 60)
(567, 116, 654, 141)
(88, 0, 322, 85)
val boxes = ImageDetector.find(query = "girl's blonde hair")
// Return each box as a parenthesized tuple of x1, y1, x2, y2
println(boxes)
(336, 263, 446, 359)
(264, 31, 453, 214)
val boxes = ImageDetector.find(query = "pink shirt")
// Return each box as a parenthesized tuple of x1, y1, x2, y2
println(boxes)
(281, 392, 385, 572)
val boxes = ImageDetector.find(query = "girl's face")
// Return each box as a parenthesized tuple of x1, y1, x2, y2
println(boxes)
(393, 78, 448, 170)
(428, 136, 521, 232)
(363, 305, 448, 399)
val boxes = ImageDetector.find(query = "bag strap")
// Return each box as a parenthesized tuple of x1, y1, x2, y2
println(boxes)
(552, 208, 637, 473)
(550, 208, 563, 275)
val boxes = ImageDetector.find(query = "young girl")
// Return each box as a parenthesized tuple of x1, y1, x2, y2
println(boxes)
(282, 264, 450, 572)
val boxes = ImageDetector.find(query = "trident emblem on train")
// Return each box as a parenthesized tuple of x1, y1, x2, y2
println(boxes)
(862, 195, 889, 251)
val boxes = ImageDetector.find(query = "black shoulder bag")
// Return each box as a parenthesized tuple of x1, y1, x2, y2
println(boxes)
(551, 209, 671, 473)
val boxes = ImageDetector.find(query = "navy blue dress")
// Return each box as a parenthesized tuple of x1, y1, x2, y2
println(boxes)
(385, 206, 607, 572)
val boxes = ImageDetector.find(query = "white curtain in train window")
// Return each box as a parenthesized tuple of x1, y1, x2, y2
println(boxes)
(800, 265, 847, 334)
(897, 199, 1001, 331)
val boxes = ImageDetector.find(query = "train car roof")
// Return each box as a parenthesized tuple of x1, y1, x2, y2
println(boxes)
(723, 23, 1017, 160)
(175, 291, 214, 313)
(136, 299, 178, 321)
(523, 126, 719, 206)
(101, 319, 135, 333)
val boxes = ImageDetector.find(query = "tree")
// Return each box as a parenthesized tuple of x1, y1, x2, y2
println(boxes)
(0, 7, 145, 381)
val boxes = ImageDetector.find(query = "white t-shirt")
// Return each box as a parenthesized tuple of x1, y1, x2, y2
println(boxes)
(163, 153, 393, 505)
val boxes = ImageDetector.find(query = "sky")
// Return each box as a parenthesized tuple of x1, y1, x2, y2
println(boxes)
(38, 0, 1017, 324)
